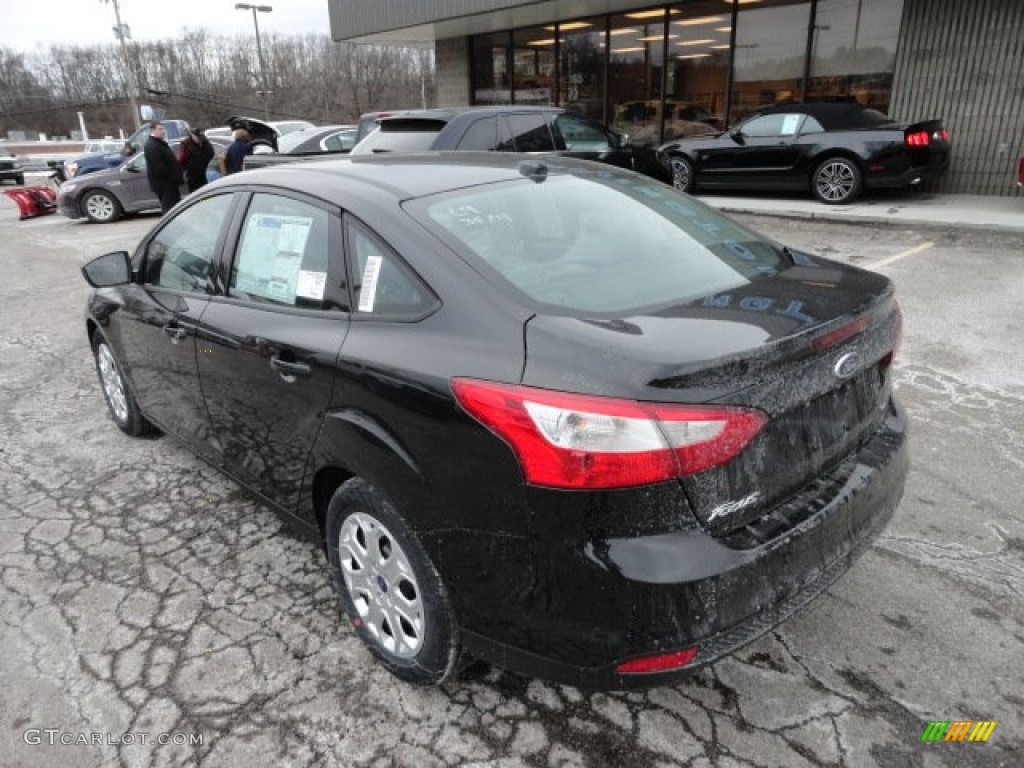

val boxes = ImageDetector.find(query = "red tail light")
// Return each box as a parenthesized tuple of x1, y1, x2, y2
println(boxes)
(451, 379, 767, 489)
(880, 303, 903, 367)
(939, 128, 949, 142)
(616, 647, 698, 674)
(905, 130, 930, 147)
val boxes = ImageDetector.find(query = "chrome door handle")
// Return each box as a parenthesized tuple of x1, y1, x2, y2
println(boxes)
(270, 355, 311, 381)
(162, 325, 187, 343)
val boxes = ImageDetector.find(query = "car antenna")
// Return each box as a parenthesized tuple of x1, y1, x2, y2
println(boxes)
(518, 161, 548, 183)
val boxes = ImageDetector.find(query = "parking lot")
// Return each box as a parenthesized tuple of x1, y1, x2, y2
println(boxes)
(0, 200, 1021, 768)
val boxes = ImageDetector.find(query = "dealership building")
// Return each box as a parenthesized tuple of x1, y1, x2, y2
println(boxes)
(329, 0, 1024, 196)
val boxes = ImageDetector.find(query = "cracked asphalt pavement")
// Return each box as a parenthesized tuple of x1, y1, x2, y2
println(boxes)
(0, 198, 1020, 768)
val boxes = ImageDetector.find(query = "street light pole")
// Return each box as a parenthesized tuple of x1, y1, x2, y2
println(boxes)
(235, 3, 273, 120)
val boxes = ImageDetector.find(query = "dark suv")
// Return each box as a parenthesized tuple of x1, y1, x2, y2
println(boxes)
(0, 144, 25, 186)
(350, 106, 672, 184)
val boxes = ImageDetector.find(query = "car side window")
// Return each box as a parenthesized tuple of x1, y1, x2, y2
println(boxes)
(230, 193, 333, 310)
(128, 152, 147, 171)
(457, 117, 499, 151)
(323, 131, 356, 152)
(800, 115, 825, 134)
(740, 114, 791, 138)
(500, 114, 555, 152)
(554, 114, 612, 152)
(144, 194, 235, 293)
(346, 218, 436, 318)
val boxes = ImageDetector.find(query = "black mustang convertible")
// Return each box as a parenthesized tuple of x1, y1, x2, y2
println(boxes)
(81, 154, 907, 689)
(658, 101, 950, 204)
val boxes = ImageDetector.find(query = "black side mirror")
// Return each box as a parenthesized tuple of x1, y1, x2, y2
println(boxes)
(82, 251, 132, 287)
(730, 128, 745, 142)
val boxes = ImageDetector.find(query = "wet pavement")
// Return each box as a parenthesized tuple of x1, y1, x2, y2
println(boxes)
(0, 201, 1020, 767)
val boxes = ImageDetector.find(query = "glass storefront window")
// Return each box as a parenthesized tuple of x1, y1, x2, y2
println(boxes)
(667, 1, 731, 139)
(513, 26, 557, 104)
(732, 0, 812, 122)
(472, 32, 511, 105)
(558, 18, 606, 122)
(808, 0, 904, 113)
(608, 10, 666, 146)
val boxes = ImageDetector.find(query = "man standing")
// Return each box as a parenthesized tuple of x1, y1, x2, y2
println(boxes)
(144, 121, 183, 214)
(221, 127, 253, 175)
(179, 128, 215, 192)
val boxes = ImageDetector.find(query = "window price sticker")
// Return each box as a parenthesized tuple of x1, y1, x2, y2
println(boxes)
(359, 255, 383, 312)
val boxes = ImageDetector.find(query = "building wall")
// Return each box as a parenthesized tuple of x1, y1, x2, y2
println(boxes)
(891, 0, 1024, 196)
(330, 0, 541, 40)
(436, 37, 472, 107)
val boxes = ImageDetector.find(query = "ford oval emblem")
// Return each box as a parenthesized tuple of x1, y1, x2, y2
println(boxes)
(834, 352, 861, 379)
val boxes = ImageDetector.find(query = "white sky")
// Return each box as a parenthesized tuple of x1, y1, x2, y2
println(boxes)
(0, 0, 333, 53)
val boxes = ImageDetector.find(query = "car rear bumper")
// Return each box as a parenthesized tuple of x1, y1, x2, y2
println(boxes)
(460, 398, 908, 690)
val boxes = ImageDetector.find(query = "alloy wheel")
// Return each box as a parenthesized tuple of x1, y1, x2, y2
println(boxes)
(670, 157, 692, 193)
(338, 511, 425, 658)
(85, 193, 115, 222)
(97, 343, 129, 423)
(816, 161, 856, 202)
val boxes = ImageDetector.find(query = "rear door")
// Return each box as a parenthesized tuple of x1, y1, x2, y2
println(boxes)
(196, 190, 350, 511)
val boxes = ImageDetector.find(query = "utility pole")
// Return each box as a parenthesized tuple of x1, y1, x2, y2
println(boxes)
(103, 0, 142, 128)
(236, 4, 273, 121)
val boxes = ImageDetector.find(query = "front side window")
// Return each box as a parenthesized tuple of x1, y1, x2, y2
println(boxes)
(144, 194, 235, 292)
(554, 114, 612, 152)
(347, 219, 436, 318)
(739, 114, 792, 138)
(408, 172, 785, 316)
(230, 193, 332, 310)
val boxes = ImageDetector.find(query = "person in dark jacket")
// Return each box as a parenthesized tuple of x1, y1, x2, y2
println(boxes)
(178, 128, 215, 192)
(220, 128, 253, 175)
(143, 121, 184, 214)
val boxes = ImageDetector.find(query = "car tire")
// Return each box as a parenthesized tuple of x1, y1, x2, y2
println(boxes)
(91, 333, 154, 437)
(812, 157, 862, 204)
(669, 155, 695, 194)
(326, 477, 460, 685)
(82, 189, 123, 224)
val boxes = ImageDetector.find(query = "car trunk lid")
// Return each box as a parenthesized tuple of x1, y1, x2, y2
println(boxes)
(521, 257, 900, 537)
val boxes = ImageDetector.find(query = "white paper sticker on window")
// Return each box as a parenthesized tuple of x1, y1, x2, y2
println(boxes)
(296, 270, 327, 300)
(358, 255, 383, 312)
(781, 114, 801, 136)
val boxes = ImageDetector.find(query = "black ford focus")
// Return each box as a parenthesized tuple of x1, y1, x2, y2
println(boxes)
(82, 153, 907, 689)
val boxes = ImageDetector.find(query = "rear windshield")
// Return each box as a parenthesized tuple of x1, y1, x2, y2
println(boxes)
(350, 120, 445, 155)
(406, 170, 786, 315)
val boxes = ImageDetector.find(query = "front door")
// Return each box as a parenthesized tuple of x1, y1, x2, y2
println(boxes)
(117, 193, 238, 457)
(197, 191, 350, 511)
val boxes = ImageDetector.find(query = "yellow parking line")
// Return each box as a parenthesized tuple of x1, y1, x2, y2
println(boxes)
(871, 241, 934, 269)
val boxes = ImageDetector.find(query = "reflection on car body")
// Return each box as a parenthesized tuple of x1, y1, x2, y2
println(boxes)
(81, 153, 907, 690)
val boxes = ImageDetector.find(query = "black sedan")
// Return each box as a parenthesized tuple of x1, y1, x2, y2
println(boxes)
(659, 102, 950, 204)
(81, 153, 907, 689)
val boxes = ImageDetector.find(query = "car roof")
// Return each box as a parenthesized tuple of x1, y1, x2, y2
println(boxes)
(214, 151, 625, 201)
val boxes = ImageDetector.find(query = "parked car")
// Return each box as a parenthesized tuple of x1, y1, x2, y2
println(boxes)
(241, 124, 357, 170)
(57, 138, 226, 223)
(64, 119, 191, 180)
(83, 140, 125, 154)
(346, 106, 672, 184)
(0, 144, 25, 185)
(80, 153, 907, 689)
(658, 101, 951, 204)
